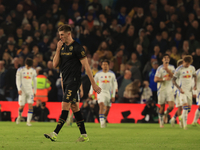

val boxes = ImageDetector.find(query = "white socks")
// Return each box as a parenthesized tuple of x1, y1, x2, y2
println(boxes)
(159, 113, 164, 126)
(193, 108, 200, 123)
(182, 106, 188, 128)
(27, 109, 33, 123)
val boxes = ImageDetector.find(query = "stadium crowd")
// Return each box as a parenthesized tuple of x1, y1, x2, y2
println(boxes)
(0, 0, 200, 106)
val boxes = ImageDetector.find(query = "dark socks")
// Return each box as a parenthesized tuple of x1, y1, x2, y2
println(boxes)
(54, 110, 69, 134)
(74, 111, 86, 134)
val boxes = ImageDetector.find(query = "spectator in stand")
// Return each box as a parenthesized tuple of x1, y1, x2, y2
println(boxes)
(192, 48, 200, 70)
(39, 102, 49, 122)
(127, 52, 141, 70)
(140, 81, 152, 104)
(17, 45, 32, 60)
(117, 70, 132, 103)
(96, 41, 113, 60)
(38, 36, 49, 55)
(149, 61, 158, 103)
(32, 99, 41, 121)
(15, 27, 25, 48)
(5, 57, 19, 101)
(4, 41, 18, 58)
(188, 34, 200, 54)
(112, 48, 127, 74)
(181, 40, 190, 55)
(1, 14, 16, 35)
(170, 46, 180, 62)
(56, 77, 63, 102)
(2, 52, 12, 69)
(0, 61, 7, 97)
(117, 6, 127, 26)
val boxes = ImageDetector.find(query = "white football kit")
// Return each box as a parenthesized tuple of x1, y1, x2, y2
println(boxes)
(196, 69, 200, 106)
(155, 64, 175, 105)
(174, 78, 181, 107)
(90, 70, 117, 106)
(173, 65, 196, 106)
(16, 66, 37, 106)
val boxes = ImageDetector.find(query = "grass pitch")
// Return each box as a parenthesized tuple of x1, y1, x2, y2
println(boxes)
(0, 122, 199, 150)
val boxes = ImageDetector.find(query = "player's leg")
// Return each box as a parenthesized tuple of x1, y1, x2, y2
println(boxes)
(26, 94, 34, 126)
(99, 102, 106, 128)
(104, 106, 110, 122)
(192, 106, 200, 125)
(182, 102, 189, 129)
(177, 106, 183, 128)
(164, 93, 175, 123)
(159, 104, 165, 127)
(26, 103, 33, 126)
(16, 94, 25, 124)
(71, 102, 89, 142)
(158, 93, 165, 127)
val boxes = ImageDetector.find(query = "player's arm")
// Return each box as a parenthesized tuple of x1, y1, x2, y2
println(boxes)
(89, 73, 98, 97)
(193, 71, 197, 90)
(33, 70, 37, 96)
(53, 40, 63, 68)
(165, 67, 174, 78)
(80, 83, 84, 98)
(172, 69, 184, 93)
(16, 68, 22, 95)
(80, 57, 101, 94)
(111, 75, 116, 102)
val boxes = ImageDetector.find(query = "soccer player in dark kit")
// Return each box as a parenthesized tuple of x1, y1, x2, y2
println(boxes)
(44, 24, 101, 142)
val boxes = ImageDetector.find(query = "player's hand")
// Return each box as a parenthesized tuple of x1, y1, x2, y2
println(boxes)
(179, 88, 184, 94)
(111, 98, 115, 103)
(18, 90, 22, 95)
(165, 77, 171, 81)
(80, 90, 84, 98)
(92, 84, 101, 94)
(57, 40, 63, 50)
(34, 94, 36, 97)
(193, 86, 197, 91)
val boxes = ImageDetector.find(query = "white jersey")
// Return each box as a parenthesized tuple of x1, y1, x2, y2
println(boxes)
(196, 69, 200, 91)
(173, 65, 196, 92)
(90, 70, 117, 97)
(16, 66, 37, 94)
(155, 64, 175, 92)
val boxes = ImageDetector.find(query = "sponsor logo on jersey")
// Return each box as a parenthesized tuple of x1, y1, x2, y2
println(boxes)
(102, 80, 110, 83)
(183, 75, 191, 78)
(163, 74, 170, 78)
(69, 46, 73, 51)
(24, 76, 31, 79)
(61, 52, 72, 55)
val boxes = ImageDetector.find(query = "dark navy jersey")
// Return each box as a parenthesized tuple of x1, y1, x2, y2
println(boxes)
(59, 41, 86, 84)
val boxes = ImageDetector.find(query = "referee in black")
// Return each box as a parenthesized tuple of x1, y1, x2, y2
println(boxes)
(44, 24, 101, 142)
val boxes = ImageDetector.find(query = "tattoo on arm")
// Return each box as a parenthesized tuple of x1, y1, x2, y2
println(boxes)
(172, 76, 180, 89)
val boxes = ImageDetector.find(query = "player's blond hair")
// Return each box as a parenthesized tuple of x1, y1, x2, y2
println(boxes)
(183, 55, 193, 64)
(177, 59, 183, 66)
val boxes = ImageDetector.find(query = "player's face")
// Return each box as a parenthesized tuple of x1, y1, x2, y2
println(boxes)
(59, 31, 70, 43)
(162, 56, 170, 64)
(101, 62, 109, 71)
(183, 61, 190, 68)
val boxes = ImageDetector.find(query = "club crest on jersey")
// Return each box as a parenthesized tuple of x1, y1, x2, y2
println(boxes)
(30, 72, 32, 75)
(61, 47, 64, 51)
(69, 46, 73, 51)
(109, 76, 111, 78)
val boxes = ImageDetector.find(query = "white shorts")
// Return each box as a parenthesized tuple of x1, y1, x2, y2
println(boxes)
(196, 91, 200, 106)
(97, 93, 111, 107)
(157, 90, 174, 105)
(18, 92, 34, 106)
(179, 92, 192, 106)
(174, 90, 181, 107)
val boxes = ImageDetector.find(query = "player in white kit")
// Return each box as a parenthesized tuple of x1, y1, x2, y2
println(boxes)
(154, 54, 175, 128)
(16, 58, 37, 126)
(89, 59, 117, 128)
(170, 59, 184, 127)
(192, 68, 200, 126)
(173, 55, 197, 129)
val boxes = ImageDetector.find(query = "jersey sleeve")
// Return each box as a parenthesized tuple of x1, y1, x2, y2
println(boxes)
(192, 66, 196, 75)
(111, 74, 117, 98)
(155, 68, 161, 78)
(173, 68, 180, 78)
(33, 70, 37, 94)
(16, 68, 22, 91)
(171, 66, 175, 73)
(75, 46, 87, 60)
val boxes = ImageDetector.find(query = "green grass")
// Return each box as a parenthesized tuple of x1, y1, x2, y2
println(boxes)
(0, 122, 199, 150)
